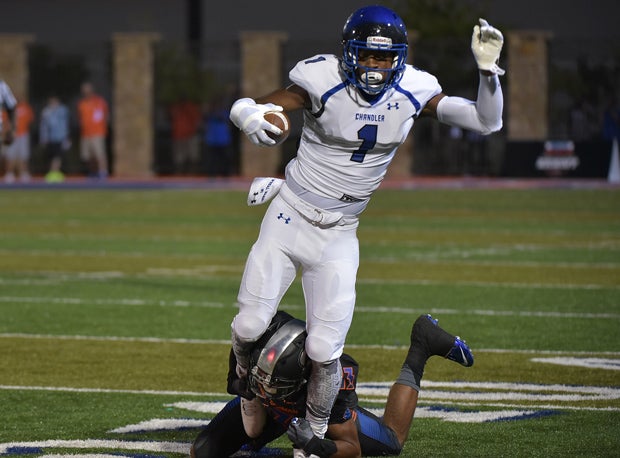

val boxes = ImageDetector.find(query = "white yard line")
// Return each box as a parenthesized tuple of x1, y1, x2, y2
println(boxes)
(1, 266, 619, 290)
(0, 295, 618, 319)
(2, 332, 620, 356)
(0, 384, 224, 396)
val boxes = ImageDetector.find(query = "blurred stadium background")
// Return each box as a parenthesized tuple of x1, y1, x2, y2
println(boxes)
(0, 0, 619, 181)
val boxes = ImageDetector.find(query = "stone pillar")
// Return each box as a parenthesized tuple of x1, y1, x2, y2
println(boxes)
(111, 33, 160, 178)
(506, 30, 553, 140)
(238, 31, 288, 177)
(0, 34, 35, 99)
(386, 29, 419, 179)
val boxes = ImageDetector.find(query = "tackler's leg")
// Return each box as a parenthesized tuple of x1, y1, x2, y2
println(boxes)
(383, 314, 474, 445)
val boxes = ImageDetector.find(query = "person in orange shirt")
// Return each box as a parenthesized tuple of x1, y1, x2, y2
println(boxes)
(169, 97, 202, 174)
(78, 81, 109, 179)
(2, 96, 34, 183)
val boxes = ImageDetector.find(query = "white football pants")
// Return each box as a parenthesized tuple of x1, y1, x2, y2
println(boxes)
(232, 190, 359, 363)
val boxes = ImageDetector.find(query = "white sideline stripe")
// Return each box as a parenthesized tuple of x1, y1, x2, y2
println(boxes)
(0, 439, 188, 454)
(531, 357, 620, 370)
(355, 306, 620, 319)
(361, 278, 620, 290)
(0, 385, 226, 397)
(417, 401, 620, 412)
(2, 271, 619, 290)
(414, 407, 539, 422)
(421, 391, 613, 402)
(109, 418, 210, 433)
(3, 380, 619, 401)
(4, 243, 620, 267)
(2, 333, 620, 356)
(165, 401, 230, 414)
(0, 296, 225, 308)
(420, 380, 620, 394)
(0, 333, 232, 345)
(2, 333, 620, 357)
(39, 455, 123, 458)
(357, 382, 620, 402)
(358, 398, 620, 413)
(1, 295, 619, 320)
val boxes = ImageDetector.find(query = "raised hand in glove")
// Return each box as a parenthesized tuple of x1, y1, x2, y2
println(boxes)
(471, 18, 505, 76)
(229, 97, 284, 147)
(287, 417, 337, 457)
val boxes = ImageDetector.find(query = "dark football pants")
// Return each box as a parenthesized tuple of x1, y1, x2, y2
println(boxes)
(191, 397, 285, 458)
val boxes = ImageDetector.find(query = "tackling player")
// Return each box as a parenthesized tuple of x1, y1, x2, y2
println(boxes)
(191, 310, 474, 457)
(227, 6, 504, 455)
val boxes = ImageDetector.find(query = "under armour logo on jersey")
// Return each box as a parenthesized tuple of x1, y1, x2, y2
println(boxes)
(387, 102, 400, 110)
(277, 213, 291, 224)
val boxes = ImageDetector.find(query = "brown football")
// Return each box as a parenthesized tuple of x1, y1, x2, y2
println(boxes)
(263, 111, 290, 146)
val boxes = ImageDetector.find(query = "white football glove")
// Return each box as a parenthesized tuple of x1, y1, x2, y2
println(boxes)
(471, 18, 505, 76)
(229, 97, 284, 147)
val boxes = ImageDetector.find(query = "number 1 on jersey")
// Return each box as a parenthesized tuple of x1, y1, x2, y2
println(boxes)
(350, 124, 377, 163)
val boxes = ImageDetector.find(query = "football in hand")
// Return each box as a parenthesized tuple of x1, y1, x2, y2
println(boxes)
(263, 111, 290, 146)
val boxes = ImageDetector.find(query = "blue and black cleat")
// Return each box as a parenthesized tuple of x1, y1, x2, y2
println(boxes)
(412, 314, 474, 367)
(446, 335, 474, 367)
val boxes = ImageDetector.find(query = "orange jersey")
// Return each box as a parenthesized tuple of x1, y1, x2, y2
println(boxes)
(78, 95, 108, 137)
(2, 101, 34, 135)
(169, 101, 202, 139)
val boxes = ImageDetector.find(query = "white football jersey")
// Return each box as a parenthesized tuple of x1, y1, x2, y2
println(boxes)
(286, 54, 441, 206)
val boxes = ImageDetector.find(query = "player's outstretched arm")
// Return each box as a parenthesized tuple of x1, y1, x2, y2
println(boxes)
(423, 18, 505, 135)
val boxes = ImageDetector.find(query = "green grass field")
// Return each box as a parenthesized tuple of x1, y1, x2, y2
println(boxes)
(1, 184, 619, 457)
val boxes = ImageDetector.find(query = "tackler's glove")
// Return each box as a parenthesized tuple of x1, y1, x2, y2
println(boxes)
(287, 417, 337, 457)
(230, 97, 284, 147)
(471, 18, 505, 76)
(226, 349, 256, 400)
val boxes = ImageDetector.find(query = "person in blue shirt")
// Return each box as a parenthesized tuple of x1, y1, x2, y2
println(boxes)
(39, 95, 71, 182)
(203, 96, 234, 177)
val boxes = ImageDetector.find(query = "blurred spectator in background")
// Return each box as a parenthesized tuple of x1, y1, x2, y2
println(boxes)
(169, 96, 202, 174)
(203, 96, 233, 177)
(40, 95, 71, 183)
(78, 81, 109, 179)
(568, 98, 596, 141)
(2, 95, 34, 183)
(602, 96, 620, 142)
(0, 79, 17, 180)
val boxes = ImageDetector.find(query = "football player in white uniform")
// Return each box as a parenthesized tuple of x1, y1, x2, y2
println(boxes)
(229, 6, 504, 455)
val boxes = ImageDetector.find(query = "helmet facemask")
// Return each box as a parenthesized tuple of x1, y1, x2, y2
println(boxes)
(343, 40, 407, 95)
(341, 5, 408, 96)
(248, 319, 310, 400)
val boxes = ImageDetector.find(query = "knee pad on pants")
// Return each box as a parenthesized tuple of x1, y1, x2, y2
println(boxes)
(232, 312, 269, 341)
(305, 334, 342, 363)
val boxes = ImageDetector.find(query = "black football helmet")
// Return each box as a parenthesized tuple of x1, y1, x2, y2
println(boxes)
(341, 5, 408, 96)
(248, 312, 310, 400)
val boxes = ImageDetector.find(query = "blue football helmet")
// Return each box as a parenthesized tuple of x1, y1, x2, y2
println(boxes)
(341, 5, 408, 96)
